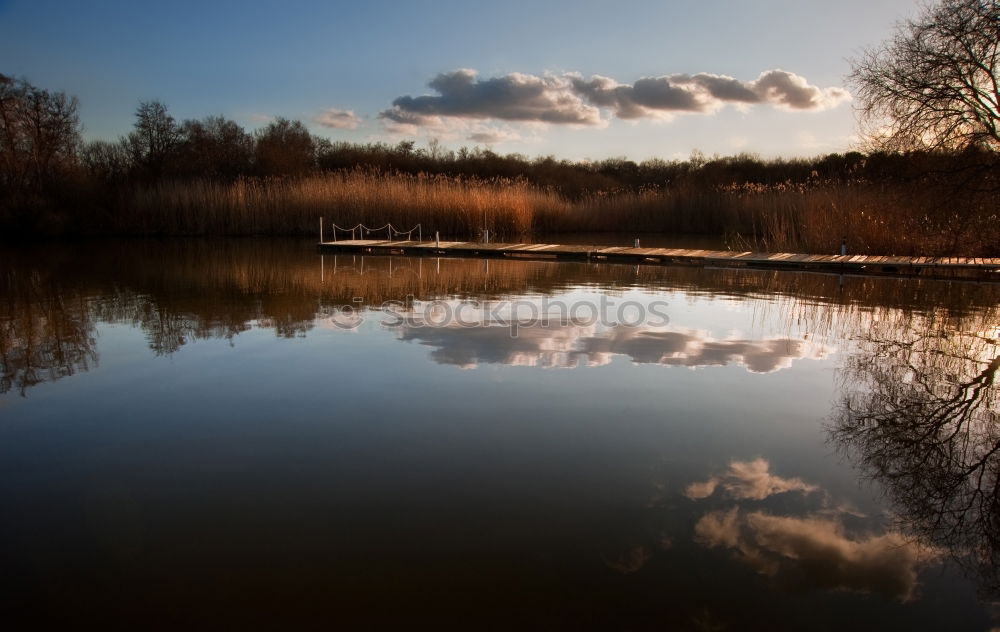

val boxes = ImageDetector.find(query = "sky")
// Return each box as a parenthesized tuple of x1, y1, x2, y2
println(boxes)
(0, 0, 924, 161)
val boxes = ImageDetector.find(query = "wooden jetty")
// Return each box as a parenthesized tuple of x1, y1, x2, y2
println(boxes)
(317, 240, 1000, 279)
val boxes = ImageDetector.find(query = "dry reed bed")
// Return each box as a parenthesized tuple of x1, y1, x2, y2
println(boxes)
(122, 171, 568, 238)
(119, 171, 998, 256)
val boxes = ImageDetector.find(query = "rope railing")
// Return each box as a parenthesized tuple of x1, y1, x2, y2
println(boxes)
(389, 223, 422, 241)
(330, 222, 422, 242)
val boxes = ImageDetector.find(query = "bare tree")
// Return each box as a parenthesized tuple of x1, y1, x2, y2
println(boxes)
(176, 115, 253, 179)
(126, 100, 181, 178)
(81, 139, 131, 183)
(254, 117, 315, 176)
(0, 73, 81, 191)
(849, 0, 999, 152)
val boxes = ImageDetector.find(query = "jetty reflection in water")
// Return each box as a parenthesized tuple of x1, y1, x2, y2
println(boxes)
(0, 239, 998, 629)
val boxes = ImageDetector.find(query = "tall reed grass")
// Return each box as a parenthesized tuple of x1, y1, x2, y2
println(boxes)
(117, 170, 998, 256)
(121, 170, 568, 239)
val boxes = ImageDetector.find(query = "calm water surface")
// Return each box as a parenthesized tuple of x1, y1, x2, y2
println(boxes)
(1, 239, 998, 629)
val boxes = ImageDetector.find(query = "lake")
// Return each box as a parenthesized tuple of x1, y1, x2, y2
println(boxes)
(1, 238, 998, 629)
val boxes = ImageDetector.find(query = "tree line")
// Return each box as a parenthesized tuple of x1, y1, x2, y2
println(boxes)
(2, 73, 993, 232)
(0, 72, 881, 194)
(4, 0, 1000, 239)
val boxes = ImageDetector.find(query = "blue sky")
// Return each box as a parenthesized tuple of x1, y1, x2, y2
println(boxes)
(0, 0, 922, 160)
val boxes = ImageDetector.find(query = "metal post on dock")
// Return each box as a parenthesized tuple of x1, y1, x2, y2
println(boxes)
(436, 231, 440, 248)
(320, 217, 324, 243)
(634, 238, 640, 248)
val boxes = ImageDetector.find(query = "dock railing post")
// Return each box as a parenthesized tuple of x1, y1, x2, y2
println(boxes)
(320, 217, 323, 243)
(436, 231, 440, 248)
(634, 238, 640, 248)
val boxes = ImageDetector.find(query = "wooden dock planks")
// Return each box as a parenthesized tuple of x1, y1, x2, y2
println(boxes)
(317, 240, 1000, 278)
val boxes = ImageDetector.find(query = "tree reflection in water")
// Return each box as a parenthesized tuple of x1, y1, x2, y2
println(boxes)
(5, 239, 998, 396)
(0, 267, 97, 396)
(3, 239, 1000, 626)
(831, 311, 1000, 596)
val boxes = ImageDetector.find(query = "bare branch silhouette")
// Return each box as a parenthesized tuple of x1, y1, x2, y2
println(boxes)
(831, 310, 1000, 596)
(850, 0, 1000, 152)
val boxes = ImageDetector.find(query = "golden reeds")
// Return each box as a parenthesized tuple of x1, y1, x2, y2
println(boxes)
(116, 170, 998, 256)
(122, 170, 568, 239)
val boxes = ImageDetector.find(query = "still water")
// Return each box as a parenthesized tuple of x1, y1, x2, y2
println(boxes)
(1, 239, 998, 629)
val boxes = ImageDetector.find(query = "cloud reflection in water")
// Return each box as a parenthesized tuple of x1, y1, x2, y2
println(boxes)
(687, 460, 938, 601)
(394, 319, 832, 373)
(694, 508, 936, 601)
(685, 458, 819, 501)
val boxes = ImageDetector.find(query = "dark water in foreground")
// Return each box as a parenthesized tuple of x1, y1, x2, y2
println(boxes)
(1, 239, 998, 629)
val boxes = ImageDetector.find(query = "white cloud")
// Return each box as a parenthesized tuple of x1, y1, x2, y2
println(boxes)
(380, 68, 602, 127)
(375, 113, 532, 146)
(314, 108, 362, 130)
(383, 68, 850, 130)
(467, 128, 522, 145)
